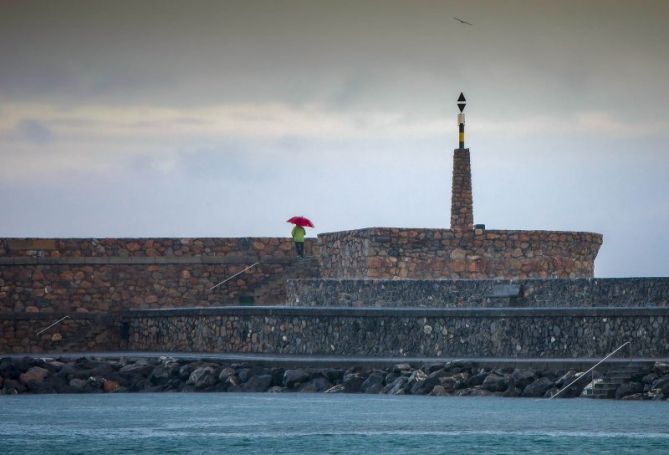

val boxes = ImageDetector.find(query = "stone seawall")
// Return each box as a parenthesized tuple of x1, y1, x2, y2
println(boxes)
(126, 306, 669, 358)
(0, 313, 120, 354)
(0, 237, 318, 312)
(287, 278, 669, 308)
(317, 228, 602, 280)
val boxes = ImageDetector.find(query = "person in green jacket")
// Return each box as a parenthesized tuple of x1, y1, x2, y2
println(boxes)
(291, 225, 306, 257)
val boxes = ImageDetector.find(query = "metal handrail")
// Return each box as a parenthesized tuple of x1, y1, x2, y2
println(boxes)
(548, 340, 631, 399)
(208, 262, 259, 291)
(36, 315, 70, 336)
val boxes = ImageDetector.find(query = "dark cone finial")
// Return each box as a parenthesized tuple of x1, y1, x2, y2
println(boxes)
(457, 92, 466, 112)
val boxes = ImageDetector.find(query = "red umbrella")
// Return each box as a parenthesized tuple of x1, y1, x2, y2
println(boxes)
(287, 216, 314, 228)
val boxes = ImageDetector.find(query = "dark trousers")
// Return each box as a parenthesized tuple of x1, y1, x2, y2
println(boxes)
(295, 242, 304, 257)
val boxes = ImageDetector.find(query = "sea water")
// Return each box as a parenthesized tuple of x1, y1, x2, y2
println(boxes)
(1, 393, 668, 454)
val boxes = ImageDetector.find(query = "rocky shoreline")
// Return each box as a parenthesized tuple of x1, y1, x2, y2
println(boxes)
(2, 356, 669, 400)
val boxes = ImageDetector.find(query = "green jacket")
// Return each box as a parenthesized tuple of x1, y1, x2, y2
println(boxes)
(291, 226, 305, 242)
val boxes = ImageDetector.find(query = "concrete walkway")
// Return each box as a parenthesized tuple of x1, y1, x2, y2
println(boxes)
(5, 351, 666, 369)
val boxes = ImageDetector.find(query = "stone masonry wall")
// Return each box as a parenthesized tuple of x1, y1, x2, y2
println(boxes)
(451, 148, 473, 230)
(127, 306, 669, 358)
(0, 237, 317, 258)
(317, 228, 602, 280)
(287, 278, 669, 308)
(0, 238, 318, 313)
(1, 313, 121, 354)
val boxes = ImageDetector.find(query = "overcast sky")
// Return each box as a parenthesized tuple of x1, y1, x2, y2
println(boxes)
(1, 0, 667, 277)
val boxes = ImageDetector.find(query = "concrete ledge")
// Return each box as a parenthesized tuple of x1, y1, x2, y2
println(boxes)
(0, 255, 293, 266)
(3, 351, 662, 371)
(124, 305, 669, 319)
(0, 312, 117, 321)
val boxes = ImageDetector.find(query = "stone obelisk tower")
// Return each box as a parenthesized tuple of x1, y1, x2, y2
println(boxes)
(450, 92, 474, 230)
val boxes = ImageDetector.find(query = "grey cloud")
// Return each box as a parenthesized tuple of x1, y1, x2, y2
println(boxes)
(177, 142, 275, 181)
(1, 1, 667, 118)
(14, 119, 54, 144)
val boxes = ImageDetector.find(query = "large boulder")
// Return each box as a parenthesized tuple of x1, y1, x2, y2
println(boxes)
(103, 379, 121, 393)
(89, 363, 115, 378)
(68, 378, 88, 392)
(178, 363, 197, 380)
(322, 369, 345, 383)
(299, 377, 333, 393)
(283, 369, 310, 388)
(243, 374, 273, 392)
(342, 373, 365, 393)
(481, 373, 508, 392)
(413, 369, 450, 395)
(386, 377, 408, 395)
(522, 377, 554, 397)
(218, 367, 236, 382)
(466, 371, 488, 387)
(616, 382, 644, 399)
(19, 366, 49, 385)
(651, 374, 669, 390)
(511, 369, 536, 389)
(361, 372, 385, 394)
(237, 368, 252, 383)
(0, 358, 21, 380)
(149, 363, 179, 385)
(502, 386, 522, 397)
(3, 378, 27, 394)
(187, 366, 217, 390)
(642, 373, 658, 385)
(653, 362, 669, 375)
(119, 362, 153, 379)
(429, 385, 448, 396)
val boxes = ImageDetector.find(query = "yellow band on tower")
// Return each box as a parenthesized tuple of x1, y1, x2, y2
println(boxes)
(459, 131, 464, 142)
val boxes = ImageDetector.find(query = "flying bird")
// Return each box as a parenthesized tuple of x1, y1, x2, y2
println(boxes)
(453, 17, 473, 26)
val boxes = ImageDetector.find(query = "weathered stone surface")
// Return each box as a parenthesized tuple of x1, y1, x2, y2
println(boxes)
(299, 376, 332, 393)
(502, 386, 522, 397)
(317, 228, 602, 280)
(0, 357, 663, 400)
(482, 373, 508, 392)
(361, 372, 385, 394)
(283, 369, 310, 388)
(466, 371, 488, 387)
(616, 382, 644, 399)
(288, 277, 669, 308)
(68, 378, 87, 392)
(511, 369, 536, 389)
(243, 374, 273, 392)
(0, 237, 319, 320)
(430, 385, 448, 396)
(119, 363, 153, 378)
(103, 379, 121, 393)
(19, 366, 49, 385)
(342, 372, 365, 393)
(218, 367, 236, 382)
(127, 308, 669, 358)
(387, 377, 408, 395)
(522, 377, 554, 397)
(187, 366, 217, 389)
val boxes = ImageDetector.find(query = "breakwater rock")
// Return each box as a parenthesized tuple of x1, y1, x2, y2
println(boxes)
(1, 356, 669, 400)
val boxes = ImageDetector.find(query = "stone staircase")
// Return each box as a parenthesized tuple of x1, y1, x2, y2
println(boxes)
(250, 256, 320, 305)
(591, 363, 653, 399)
